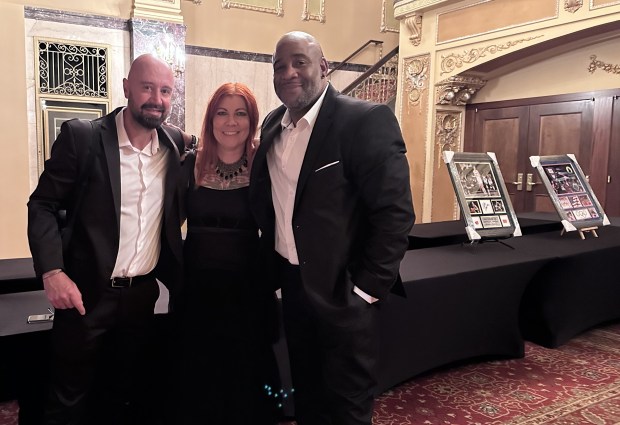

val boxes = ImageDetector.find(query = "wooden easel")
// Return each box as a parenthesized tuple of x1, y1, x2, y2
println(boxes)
(561, 226, 599, 240)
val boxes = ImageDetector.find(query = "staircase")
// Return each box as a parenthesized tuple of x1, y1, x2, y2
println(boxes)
(330, 43, 399, 110)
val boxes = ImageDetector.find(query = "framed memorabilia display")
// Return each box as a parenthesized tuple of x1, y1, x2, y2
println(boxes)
(530, 154, 610, 234)
(443, 151, 521, 241)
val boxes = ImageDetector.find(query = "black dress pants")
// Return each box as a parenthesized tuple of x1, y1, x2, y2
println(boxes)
(43, 278, 160, 425)
(277, 256, 379, 425)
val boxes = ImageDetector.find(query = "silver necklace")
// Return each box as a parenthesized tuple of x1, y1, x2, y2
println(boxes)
(215, 154, 248, 180)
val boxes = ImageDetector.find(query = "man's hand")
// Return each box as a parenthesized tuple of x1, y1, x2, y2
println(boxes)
(42, 271, 86, 315)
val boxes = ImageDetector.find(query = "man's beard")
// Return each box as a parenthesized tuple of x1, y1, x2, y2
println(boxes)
(133, 103, 167, 129)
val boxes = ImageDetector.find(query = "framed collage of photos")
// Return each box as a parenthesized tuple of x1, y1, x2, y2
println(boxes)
(444, 151, 521, 241)
(530, 154, 610, 233)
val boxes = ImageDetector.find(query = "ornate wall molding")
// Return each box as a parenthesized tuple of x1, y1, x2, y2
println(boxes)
(588, 55, 620, 75)
(435, 75, 486, 105)
(381, 0, 399, 32)
(222, 0, 283, 16)
(440, 35, 544, 75)
(435, 110, 462, 160)
(405, 14, 423, 46)
(403, 55, 430, 108)
(301, 0, 325, 22)
(565, 0, 584, 12)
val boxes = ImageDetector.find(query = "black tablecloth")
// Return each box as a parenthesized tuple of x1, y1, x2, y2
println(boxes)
(0, 258, 39, 294)
(408, 215, 563, 249)
(376, 240, 548, 393)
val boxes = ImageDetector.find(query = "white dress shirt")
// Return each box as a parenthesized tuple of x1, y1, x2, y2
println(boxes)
(111, 108, 168, 278)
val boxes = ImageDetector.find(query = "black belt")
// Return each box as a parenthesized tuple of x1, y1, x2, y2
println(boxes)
(110, 273, 154, 288)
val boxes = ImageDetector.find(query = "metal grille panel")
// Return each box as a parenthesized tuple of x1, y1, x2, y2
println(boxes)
(37, 40, 108, 98)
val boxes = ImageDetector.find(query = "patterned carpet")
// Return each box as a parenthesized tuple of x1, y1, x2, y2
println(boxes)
(1, 322, 619, 425)
(373, 322, 620, 425)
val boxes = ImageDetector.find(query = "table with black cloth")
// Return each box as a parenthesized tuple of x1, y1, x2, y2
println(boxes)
(516, 225, 620, 348)
(408, 214, 563, 249)
(375, 240, 549, 394)
(378, 224, 620, 393)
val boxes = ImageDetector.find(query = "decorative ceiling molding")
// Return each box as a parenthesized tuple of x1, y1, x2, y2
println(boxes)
(565, 0, 584, 12)
(588, 55, 620, 75)
(435, 75, 487, 105)
(405, 14, 423, 46)
(440, 35, 544, 75)
(403, 55, 430, 108)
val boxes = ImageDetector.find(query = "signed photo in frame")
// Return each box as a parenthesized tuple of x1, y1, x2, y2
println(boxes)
(444, 151, 521, 241)
(530, 154, 610, 232)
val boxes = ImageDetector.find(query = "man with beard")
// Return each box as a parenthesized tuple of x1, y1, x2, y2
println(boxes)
(250, 32, 415, 424)
(27, 54, 185, 425)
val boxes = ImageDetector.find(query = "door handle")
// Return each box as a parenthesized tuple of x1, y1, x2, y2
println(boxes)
(508, 173, 523, 191)
(526, 173, 540, 192)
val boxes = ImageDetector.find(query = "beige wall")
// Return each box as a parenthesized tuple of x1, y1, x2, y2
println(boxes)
(0, 3, 30, 258)
(182, 0, 398, 65)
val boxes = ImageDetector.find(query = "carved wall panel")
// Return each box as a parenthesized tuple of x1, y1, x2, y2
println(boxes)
(401, 54, 431, 218)
(440, 35, 544, 75)
(405, 14, 423, 46)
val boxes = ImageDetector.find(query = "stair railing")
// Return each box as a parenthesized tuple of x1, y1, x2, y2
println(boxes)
(326, 40, 384, 77)
(341, 45, 399, 105)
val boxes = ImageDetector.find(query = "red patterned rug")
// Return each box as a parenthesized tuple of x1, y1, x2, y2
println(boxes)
(373, 322, 620, 425)
(1, 323, 619, 425)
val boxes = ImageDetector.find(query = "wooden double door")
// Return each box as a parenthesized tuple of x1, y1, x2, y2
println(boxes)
(465, 90, 620, 216)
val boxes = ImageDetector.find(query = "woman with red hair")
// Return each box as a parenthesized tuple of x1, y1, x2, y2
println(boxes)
(175, 83, 281, 424)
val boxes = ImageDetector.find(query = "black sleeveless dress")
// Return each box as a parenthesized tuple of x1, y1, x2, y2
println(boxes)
(176, 168, 281, 424)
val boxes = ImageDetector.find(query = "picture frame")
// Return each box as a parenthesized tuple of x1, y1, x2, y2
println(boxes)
(41, 100, 107, 160)
(530, 154, 610, 232)
(443, 151, 521, 241)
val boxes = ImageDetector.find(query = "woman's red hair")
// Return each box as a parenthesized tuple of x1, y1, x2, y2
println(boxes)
(195, 82, 259, 184)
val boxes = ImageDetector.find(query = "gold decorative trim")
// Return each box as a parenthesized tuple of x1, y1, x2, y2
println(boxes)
(381, 0, 399, 33)
(403, 55, 430, 108)
(590, 0, 620, 10)
(588, 55, 620, 75)
(565, 0, 584, 12)
(405, 14, 423, 46)
(221, 0, 283, 16)
(435, 75, 487, 106)
(440, 35, 544, 75)
(435, 110, 462, 165)
(301, 0, 325, 22)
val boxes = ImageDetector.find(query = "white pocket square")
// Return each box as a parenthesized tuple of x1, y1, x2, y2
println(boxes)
(315, 161, 340, 172)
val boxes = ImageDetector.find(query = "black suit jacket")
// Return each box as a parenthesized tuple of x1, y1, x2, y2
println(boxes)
(27, 107, 184, 308)
(250, 85, 415, 317)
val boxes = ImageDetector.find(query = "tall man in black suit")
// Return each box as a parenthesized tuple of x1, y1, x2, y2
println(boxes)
(250, 32, 415, 425)
(27, 54, 185, 425)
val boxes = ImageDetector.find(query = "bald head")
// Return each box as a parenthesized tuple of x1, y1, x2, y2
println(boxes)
(272, 31, 329, 123)
(274, 31, 324, 60)
(123, 54, 175, 130)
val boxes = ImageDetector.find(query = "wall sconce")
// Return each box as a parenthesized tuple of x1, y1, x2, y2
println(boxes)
(155, 32, 185, 77)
